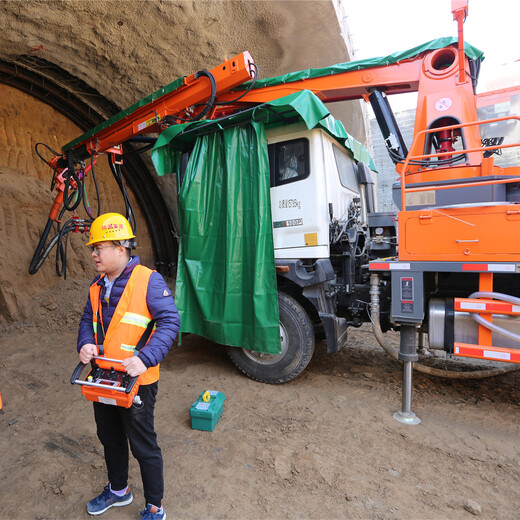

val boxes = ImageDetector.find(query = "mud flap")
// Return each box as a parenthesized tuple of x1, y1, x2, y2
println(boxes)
(320, 313, 348, 354)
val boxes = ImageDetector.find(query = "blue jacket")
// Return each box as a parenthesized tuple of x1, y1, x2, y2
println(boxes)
(77, 256, 180, 369)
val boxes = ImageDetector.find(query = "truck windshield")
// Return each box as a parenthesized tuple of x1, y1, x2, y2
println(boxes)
(332, 145, 359, 193)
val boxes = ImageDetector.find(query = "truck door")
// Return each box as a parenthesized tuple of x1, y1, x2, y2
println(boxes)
(268, 134, 329, 259)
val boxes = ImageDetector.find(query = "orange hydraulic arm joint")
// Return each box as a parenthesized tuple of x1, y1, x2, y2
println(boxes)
(67, 52, 255, 162)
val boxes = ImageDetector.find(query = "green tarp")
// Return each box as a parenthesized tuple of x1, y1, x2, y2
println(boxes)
(234, 37, 484, 90)
(152, 90, 376, 175)
(172, 122, 281, 353)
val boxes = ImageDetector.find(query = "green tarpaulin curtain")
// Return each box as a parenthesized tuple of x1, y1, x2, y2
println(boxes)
(152, 90, 377, 175)
(174, 121, 281, 353)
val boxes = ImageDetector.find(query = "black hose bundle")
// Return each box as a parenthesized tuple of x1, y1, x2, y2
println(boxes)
(63, 152, 83, 212)
(29, 145, 119, 278)
(108, 158, 136, 235)
(162, 70, 218, 124)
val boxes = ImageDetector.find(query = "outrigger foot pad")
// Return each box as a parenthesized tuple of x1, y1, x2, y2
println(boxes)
(393, 409, 421, 425)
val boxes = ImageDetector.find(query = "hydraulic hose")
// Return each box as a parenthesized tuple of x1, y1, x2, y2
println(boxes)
(191, 70, 217, 121)
(63, 152, 83, 212)
(123, 137, 157, 159)
(28, 217, 55, 274)
(162, 70, 217, 124)
(108, 159, 136, 234)
(369, 274, 519, 379)
(28, 215, 92, 277)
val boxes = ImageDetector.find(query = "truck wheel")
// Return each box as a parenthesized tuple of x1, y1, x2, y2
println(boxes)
(226, 292, 315, 383)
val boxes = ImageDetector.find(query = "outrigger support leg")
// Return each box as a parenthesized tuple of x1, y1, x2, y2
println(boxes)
(394, 324, 421, 425)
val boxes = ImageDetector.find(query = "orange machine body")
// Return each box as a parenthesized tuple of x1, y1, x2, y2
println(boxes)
(398, 202, 520, 262)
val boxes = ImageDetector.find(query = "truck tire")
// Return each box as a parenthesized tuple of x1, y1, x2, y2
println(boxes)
(226, 292, 315, 383)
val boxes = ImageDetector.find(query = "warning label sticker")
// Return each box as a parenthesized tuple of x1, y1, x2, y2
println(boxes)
(400, 277, 414, 314)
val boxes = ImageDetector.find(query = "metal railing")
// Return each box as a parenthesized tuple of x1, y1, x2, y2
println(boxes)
(399, 115, 520, 211)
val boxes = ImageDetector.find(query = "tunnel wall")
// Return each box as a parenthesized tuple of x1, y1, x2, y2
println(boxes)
(0, 84, 153, 322)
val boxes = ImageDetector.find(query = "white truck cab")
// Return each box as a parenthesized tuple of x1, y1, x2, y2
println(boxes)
(266, 122, 361, 260)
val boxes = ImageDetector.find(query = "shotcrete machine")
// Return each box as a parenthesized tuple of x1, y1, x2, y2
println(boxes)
(32, 0, 520, 423)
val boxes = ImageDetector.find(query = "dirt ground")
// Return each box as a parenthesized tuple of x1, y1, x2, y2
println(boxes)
(1, 278, 519, 520)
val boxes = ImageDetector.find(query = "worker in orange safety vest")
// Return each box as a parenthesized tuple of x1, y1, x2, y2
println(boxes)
(77, 213, 180, 520)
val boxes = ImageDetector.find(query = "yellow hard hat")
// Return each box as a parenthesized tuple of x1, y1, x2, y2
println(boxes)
(86, 213, 135, 246)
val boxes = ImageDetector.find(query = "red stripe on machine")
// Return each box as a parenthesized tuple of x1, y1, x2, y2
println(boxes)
(462, 263, 516, 272)
(370, 263, 390, 270)
(462, 264, 488, 271)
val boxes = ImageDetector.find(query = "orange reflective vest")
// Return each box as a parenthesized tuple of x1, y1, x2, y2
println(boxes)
(90, 264, 160, 385)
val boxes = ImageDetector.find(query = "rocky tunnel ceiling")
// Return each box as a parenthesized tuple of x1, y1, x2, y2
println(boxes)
(0, 0, 366, 323)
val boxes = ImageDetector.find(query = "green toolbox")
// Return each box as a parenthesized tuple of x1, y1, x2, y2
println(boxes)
(190, 390, 225, 431)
